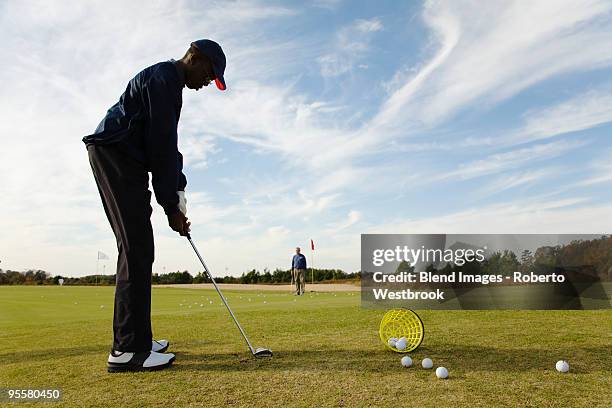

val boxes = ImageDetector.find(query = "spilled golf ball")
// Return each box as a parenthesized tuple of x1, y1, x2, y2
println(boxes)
(422, 358, 433, 369)
(436, 367, 449, 379)
(401, 356, 413, 367)
(395, 337, 407, 351)
(556, 360, 570, 373)
(387, 337, 398, 348)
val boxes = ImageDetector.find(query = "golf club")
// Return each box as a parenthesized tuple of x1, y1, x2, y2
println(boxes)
(186, 233, 273, 358)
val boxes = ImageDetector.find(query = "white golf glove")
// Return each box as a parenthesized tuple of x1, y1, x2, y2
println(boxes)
(177, 191, 187, 215)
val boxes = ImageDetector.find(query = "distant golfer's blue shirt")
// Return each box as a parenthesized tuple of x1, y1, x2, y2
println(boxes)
(292, 254, 307, 269)
(82, 60, 186, 215)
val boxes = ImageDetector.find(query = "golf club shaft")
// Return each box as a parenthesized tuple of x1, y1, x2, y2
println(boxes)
(186, 234, 256, 354)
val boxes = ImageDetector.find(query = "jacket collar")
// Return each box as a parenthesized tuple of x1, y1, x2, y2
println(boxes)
(171, 59, 185, 89)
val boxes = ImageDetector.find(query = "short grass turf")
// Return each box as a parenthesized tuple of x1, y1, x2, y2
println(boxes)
(0, 286, 610, 408)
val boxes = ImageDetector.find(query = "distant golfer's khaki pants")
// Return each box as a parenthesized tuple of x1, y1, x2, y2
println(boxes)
(293, 268, 305, 295)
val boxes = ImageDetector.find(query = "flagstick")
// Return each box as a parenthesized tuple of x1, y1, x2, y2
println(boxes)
(310, 239, 314, 285)
(312, 250, 315, 285)
(96, 256, 99, 286)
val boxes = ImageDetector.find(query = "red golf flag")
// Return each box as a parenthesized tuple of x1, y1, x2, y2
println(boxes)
(311, 239, 315, 251)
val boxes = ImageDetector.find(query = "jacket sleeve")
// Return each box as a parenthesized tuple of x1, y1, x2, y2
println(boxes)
(143, 76, 182, 215)
(177, 150, 187, 191)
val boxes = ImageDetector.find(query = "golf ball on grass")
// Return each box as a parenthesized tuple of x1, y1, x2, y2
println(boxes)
(436, 367, 449, 379)
(401, 356, 413, 367)
(556, 360, 570, 373)
(395, 337, 407, 351)
(387, 337, 398, 348)
(422, 358, 433, 369)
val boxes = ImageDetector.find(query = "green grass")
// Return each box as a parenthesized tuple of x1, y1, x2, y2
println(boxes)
(0, 286, 610, 407)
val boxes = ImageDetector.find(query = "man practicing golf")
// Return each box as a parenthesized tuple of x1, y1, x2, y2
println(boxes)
(291, 247, 307, 295)
(83, 39, 226, 372)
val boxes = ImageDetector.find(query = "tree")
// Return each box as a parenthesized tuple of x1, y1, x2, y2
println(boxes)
(193, 272, 210, 283)
(520, 249, 534, 273)
(241, 269, 261, 284)
(396, 261, 414, 273)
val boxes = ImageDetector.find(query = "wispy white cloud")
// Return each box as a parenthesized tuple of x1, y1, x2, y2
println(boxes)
(354, 18, 383, 33)
(572, 149, 612, 187)
(579, 168, 612, 186)
(369, 2, 460, 131)
(372, 0, 612, 133)
(474, 168, 561, 198)
(458, 88, 612, 149)
(513, 89, 612, 145)
(370, 196, 599, 235)
(325, 210, 362, 233)
(436, 140, 587, 181)
(311, 0, 343, 11)
(179, 135, 219, 169)
(318, 17, 383, 77)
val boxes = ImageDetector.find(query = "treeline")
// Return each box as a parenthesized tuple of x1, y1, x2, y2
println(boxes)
(0, 268, 359, 285)
(231, 268, 358, 284)
(0, 270, 117, 285)
(161, 268, 359, 284)
(5, 236, 610, 286)
(396, 235, 612, 281)
(0, 269, 55, 285)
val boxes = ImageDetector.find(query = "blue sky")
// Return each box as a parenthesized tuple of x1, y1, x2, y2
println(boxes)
(1, 0, 612, 277)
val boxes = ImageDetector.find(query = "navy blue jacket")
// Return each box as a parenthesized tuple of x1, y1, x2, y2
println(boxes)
(83, 60, 187, 215)
(292, 254, 307, 270)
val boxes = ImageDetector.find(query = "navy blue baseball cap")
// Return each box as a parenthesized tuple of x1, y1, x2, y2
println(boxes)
(191, 39, 226, 91)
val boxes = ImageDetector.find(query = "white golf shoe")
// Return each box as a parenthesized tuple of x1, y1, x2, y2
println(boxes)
(107, 350, 175, 373)
(152, 339, 169, 353)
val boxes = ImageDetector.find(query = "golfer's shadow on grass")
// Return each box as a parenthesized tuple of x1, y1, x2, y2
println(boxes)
(172, 345, 610, 374)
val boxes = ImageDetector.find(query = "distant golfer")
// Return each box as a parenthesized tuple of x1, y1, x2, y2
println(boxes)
(291, 247, 307, 295)
(83, 39, 226, 372)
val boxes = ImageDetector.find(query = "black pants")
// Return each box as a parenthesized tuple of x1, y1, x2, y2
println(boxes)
(87, 143, 154, 352)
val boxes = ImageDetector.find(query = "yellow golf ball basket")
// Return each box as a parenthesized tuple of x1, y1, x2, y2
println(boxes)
(379, 309, 424, 352)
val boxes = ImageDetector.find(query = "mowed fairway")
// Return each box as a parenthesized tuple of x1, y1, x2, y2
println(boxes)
(1, 286, 610, 407)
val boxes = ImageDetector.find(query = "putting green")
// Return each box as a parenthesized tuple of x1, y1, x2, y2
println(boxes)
(0, 286, 610, 407)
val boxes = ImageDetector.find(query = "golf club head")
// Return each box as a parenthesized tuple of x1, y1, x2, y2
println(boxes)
(253, 347, 273, 358)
